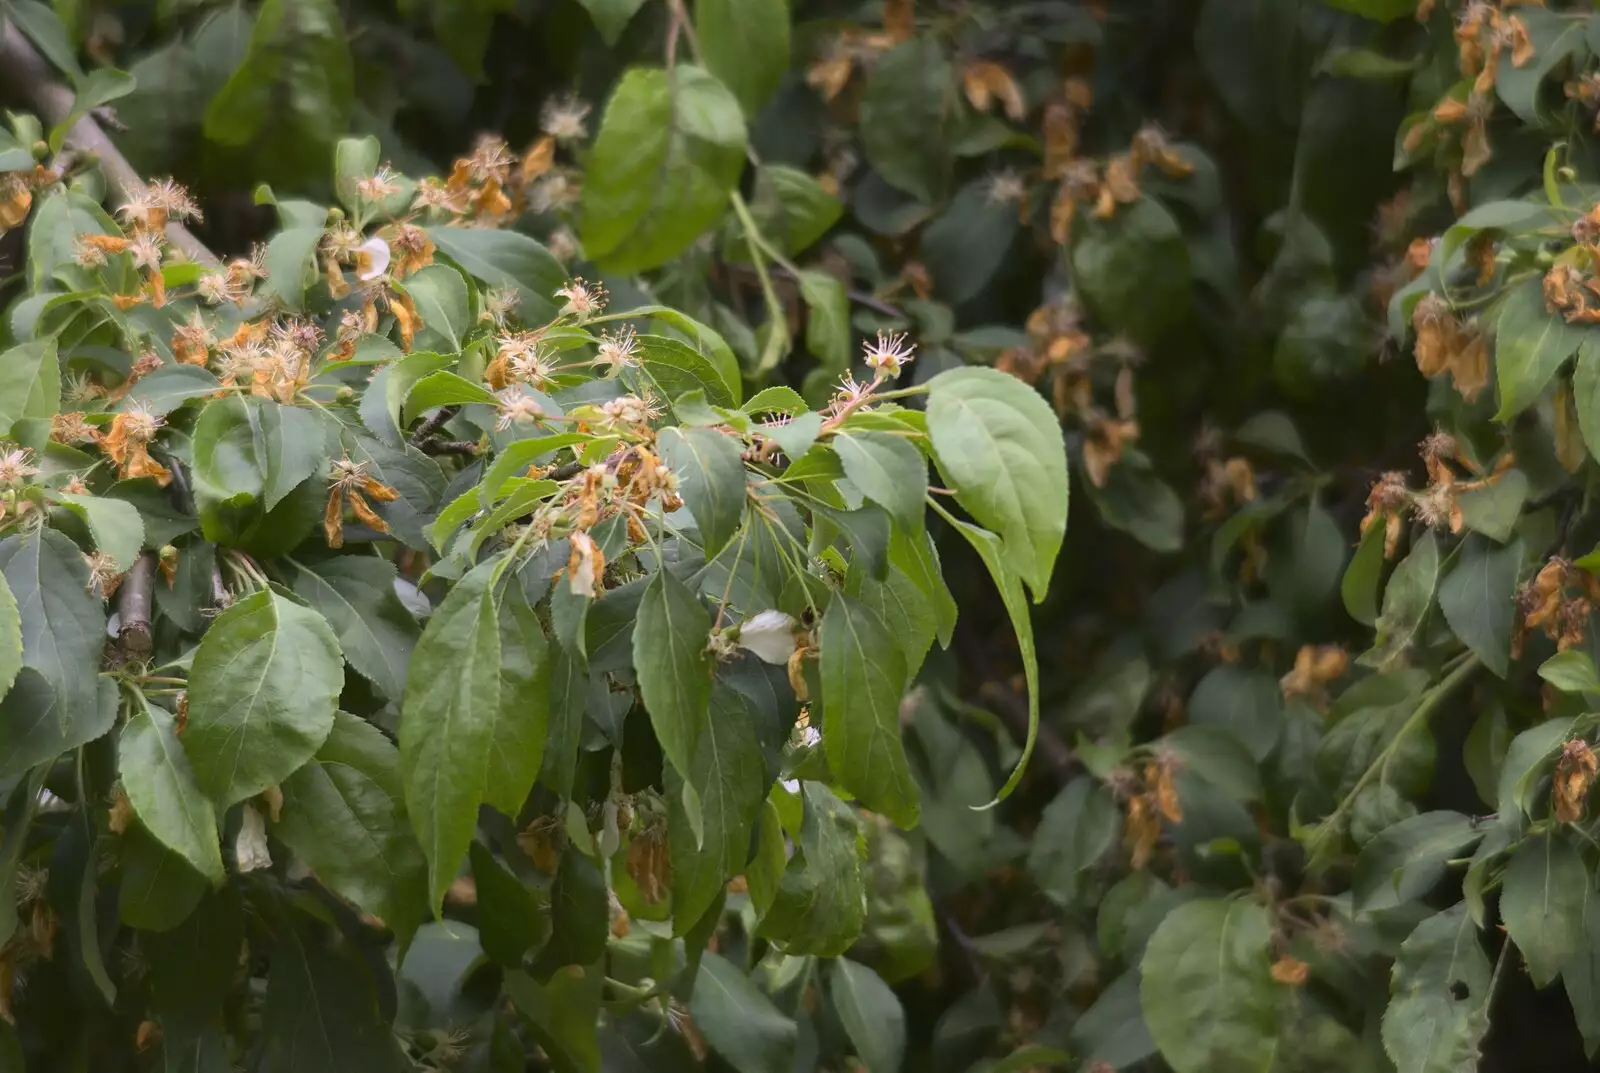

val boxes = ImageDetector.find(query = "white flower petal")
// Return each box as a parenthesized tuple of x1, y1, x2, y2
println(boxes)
(356, 236, 391, 281)
(235, 803, 272, 873)
(737, 609, 798, 664)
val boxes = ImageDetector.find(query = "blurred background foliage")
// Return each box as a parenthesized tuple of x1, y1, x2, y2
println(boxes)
(12, 0, 1600, 1069)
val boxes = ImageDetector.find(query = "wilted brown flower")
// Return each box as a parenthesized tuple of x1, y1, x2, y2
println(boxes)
(324, 458, 401, 548)
(1271, 957, 1310, 987)
(1555, 739, 1599, 822)
(1280, 645, 1350, 705)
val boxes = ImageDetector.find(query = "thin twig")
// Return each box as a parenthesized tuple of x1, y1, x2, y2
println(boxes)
(0, 22, 219, 268)
(733, 261, 905, 319)
(409, 406, 460, 446)
(418, 439, 482, 457)
(116, 553, 155, 661)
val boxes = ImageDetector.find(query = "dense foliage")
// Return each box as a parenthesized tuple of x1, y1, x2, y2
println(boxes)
(19, 0, 1600, 1070)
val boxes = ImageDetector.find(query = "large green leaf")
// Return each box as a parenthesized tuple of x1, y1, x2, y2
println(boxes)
(668, 686, 768, 932)
(399, 560, 502, 913)
(428, 226, 566, 322)
(758, 784, 865, 956)
(1365, 530, 1440, 668)
(0, 572, 22, 713)
(261, 909, 409, 1072)
(1382, 904, 1492, 1073)
(633, 569, 713, 787)
(291, 556, 419, 702)
(1437, 535, 1521, 678)
(1502, 830, 1588, 987)
(506, 964, 603, 1072)
(276, 711, 428, 945)
(1494, 279, 1592, 421)
(658, 426, 747, 558)
(0, 529, 111, 777)
(688, 953, 798, 1073)
(1351, 811, 1482, 915)
(828, 959, 906, 1073)
(202, 0, 354, 186)
(833, 429, 927, 533)
(470, 841, 551, 967)
(926, 366, 1069, 600)
(697, 0, 790, 117)
(580, 66, 748, 273)
(55, 493, 144, 572)
(820, 592, 918, 828)
(119, 704, 224, 886)
(1564, 876, 1600, 1058)
(1139, 898, 1278, 1073)
(859, 36, 953, 203)
(0, 338, 60, 435)
(183, 589, 343, 807)
(487, 584, 550, 817)
(638, 334, 741, 406)
(1026, 777, 1121, 907)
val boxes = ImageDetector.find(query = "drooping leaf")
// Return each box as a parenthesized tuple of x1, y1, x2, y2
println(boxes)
(581, 66, 748, 274)
(1351, 811, 1482, 915)
(758, 783, 866, 956)
(1437, 535, 1521, 678)
(828, 958, 906, 1073)
(275, 711, 428, 945)
(470, 842, 551, 967)
(486, 584, 551, 817)
(119, 703, 225, 886)
(658, 426, 747, 559)
(833, 429, 927, 533)
(183, 589, 343, 807)
(633, 569, 713, 787)
(1382, 904, 1492, 1073)
(1501, 830, 1588, 987)
(820, 592, 918, 828)
(1494, 278, 1591, 421)
(1365, 530, 1440, 668)
(1139, 898, 1277, 1073)
(689, 953, 798, 1073)
(428, 227, 567, 322)
(0, 338, 60, 435)
(926, 366, 1069, 600)
(696, 0, 790, 117)
(1026, 777, 1120, 907)
(859, 36, 953, 203)
(399, 560, 502, 913)
(668, 686, 768, 932)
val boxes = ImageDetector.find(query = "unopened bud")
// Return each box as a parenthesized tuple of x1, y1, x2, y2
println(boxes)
(158, 544, 179, 564)
(336, 385, 356, 402)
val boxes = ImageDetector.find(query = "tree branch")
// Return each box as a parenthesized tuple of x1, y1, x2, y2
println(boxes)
(0, 23, 220, 268)
(116, 553, 155, 661)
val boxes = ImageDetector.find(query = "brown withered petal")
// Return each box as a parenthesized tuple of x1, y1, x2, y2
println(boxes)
(347, 490, 393, 536)
(1555, 739, 1599, 823)
(1270, 957, 1310, 987)
(1461, 118, 1492, 178)
(625, 834, 672, 905)
(882, 0, 914, 42)
(1147, 762, 1183, 824)
(1125, 794, 1161, 870)
(1556, 379, 1588, 473)
(323, 486, 346, 548)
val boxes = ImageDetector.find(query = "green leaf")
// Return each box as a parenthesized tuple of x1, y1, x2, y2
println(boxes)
(0, 572, 23, 709)
(833, 430, 927, 533)
(404, 370, 499, 418)
(941, 515, 1039, 805)
(530, 847, 609, 974)
(1563, 876, 1600, 1058)
(1365, 530, 1440, 668)
(1495, 8, 1587, 125)
(120, 704, 225, 886)
(470, 842, 550, 967)
(668, 686, 768, 932)
(276, 711, 428, 945)
(1541, 649, 1600, 694)
(1352, 811, 1482, 915)
(183, 589, 343, 807)
(696, 0, 790, 117)
(291, 556, 419, 702)
(1139, 898, 1277, 1073)
(1437, 535, 1521, 678)
(10, 0, 84, 80)
(1072, 198, 1191, 343)
(920, 179, 1021, 305)
(56, 493, 144, 572)
(261, 222, 323, 310)
(633, 569, 713, 788)
(580, 66, 748, 274)
(427, 226, 566, 321)
(859, 36, 953, 203)
(402, 264, 472, 354)
(1456, 469, 1528, 543)
(1318, 0, 1417, 22)
(798, 270, 852, 371)
(828, 959, 906, 1073)
(851, 564, 935, 677)
(1494, 279, 1592, 421)
(1382, 905, 1492, 1073)
(1342, 522, 1386, 627)
(0, 770, 43, 946)
(750, 167, 842, 257)
(821, 592, 918, 828)
(758, 783, 865, 956)
(575, 0, 647, 44)
(262, 909, 409, 1073)
(202, 0, 354, 186)
(399, 560, 502, 913)
(0, 529, 110, 775)
(689, 953, 798, 1073)
(926, 366, 1069, 600)
(1573, 335, 1600, 461)
(117, 825, 208, 932)
(506, 965, 603, 1073)
(487, 585, 550, 817)
(638, 334, 741, 406)
(658, 426, 747, 559)
(0, 338, 60, 435)
(1502, 830, 1588, 987)
(1026, 777, 1120, 907)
